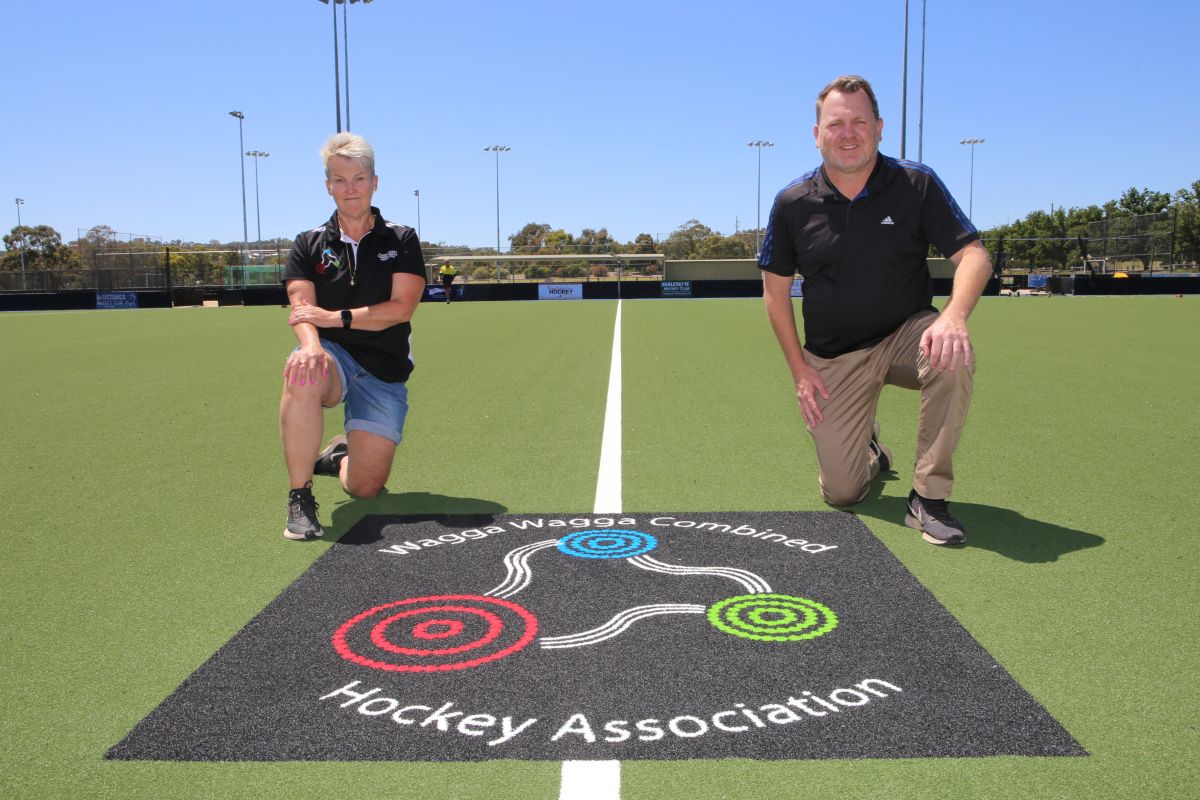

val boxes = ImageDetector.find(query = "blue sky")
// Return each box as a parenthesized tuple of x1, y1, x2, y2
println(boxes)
(5, 0, 1198, 249)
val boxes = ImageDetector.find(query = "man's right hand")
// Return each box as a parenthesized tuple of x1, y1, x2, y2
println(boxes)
(794, 360, 830, 430)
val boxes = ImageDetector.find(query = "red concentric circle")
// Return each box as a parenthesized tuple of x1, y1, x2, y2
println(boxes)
(332, 594, 538, 672)
(370, 605, 502, 656)
(412, 619, 465, 640)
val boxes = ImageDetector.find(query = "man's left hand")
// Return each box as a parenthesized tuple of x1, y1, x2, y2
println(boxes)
(920, 314, 974, 372)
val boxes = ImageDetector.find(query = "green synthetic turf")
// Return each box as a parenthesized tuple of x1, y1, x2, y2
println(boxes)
(623, 295, 1199, 800)
(2, 296, 1197, 799)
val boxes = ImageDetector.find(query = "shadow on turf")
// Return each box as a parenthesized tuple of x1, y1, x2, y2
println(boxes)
(851, 476, 1105, 563)
(324, 489, 508, 545)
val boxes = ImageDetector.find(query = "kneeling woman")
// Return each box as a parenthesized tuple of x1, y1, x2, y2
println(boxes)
(279, 132, 427, 540)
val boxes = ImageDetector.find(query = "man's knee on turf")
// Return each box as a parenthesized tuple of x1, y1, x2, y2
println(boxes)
(820, 481, 870, 508)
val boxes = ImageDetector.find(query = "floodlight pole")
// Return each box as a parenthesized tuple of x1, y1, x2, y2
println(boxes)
(229, 112, 250, 276)
(246, 151, 270, 244)
(960, 138, 985, 220)
(918, 0, 926, 162)
(330, 1, 342, 131)
(319, 0, 373, 132)
(900, 0, 909, 160)
(747, 141, 774, 257)
(14, 197, 26, 290)
(413, 189, 421, 241)
(344, 0, 375, 131)
(484, 146, 510, 255)
(343, 0, 351, 130)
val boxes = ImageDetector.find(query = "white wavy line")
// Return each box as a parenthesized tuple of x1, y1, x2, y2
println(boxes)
(484, 539, 560, 598)
(627, 554, 772, 594)
(540, 604, 707, 649)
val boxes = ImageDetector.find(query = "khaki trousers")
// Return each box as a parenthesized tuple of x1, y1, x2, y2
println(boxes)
(805, 311, 973, 507)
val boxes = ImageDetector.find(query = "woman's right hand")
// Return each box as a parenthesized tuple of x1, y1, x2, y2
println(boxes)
(283, 343, 329, 387)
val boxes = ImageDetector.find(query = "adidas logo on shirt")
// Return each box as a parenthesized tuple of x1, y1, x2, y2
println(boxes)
(881, 216, 895, 225)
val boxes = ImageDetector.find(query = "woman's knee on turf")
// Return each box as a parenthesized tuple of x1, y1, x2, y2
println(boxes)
(344, 466, 389, 498)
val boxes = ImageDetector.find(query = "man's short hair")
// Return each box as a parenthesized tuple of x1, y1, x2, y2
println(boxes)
(321, 132, 375, 177)
(816, 75, 880, 122)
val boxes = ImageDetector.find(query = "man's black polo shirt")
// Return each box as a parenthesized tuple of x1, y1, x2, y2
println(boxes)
(759, 154, 978, 358)
(283, 207, 426, 383)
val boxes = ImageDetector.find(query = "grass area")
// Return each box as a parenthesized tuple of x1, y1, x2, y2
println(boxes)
(1, 296, 1196, 799)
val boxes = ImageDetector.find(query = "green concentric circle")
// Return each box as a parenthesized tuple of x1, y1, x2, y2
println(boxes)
(707, 594, 838, 642)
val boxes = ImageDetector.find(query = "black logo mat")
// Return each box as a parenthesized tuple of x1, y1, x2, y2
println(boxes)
(108, 512, 1085, 761)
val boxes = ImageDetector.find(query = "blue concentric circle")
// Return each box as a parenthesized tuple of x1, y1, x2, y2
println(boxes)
(556, 529, 658, 559)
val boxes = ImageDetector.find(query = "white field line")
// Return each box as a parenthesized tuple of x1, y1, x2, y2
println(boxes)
(561, 299, 624, 799)
(592, 299, 622, 516)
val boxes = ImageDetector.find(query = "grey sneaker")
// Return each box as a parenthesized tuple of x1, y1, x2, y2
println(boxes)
(905, 490, 965, 546)
(869, 420, 892, 473)
(284, 483, 324, 540)
(314, 435, 348, 477)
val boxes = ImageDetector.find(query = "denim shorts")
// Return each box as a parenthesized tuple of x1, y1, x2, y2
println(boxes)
(317, 340, 409, 444)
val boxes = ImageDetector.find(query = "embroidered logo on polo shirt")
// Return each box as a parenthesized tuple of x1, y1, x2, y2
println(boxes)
(378, 250, 400, 261)
(881, 216, 895, 225)
(317, 247, 341, 276)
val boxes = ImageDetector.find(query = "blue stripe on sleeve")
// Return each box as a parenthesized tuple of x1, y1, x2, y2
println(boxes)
(896, 159, 977, 235)
(758, 168, 819, 269)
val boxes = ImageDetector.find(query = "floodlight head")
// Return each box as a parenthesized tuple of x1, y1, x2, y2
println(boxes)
(229, 110, 244, 119)
(15, 197, 23, 205)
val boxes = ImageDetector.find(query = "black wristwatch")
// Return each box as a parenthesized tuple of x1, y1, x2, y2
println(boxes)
(341, 309, 353, 329)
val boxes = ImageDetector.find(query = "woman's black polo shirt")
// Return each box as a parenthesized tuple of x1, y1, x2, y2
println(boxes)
(759, 155, 978, 358)
(283, 207, 426, 383)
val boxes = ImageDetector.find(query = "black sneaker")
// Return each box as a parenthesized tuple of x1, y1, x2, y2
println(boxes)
(869, 420, 892, 472)
(284, 483, 324, 540)
(904, 490, 966, 546)
(314, 435, 348, 477)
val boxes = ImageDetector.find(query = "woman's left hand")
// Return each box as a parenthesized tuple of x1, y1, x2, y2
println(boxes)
(289, 298, 338, 328)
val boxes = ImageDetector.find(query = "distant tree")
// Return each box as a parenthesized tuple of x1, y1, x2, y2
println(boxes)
(662, 220, 713, 259)
(543, 229, 575, 254)
(1118, 187, 1171, 216)
(698, 234, 753, 259)
(1, 224, 78, 271)
(561, 263, 588, 278)
(71, 225, 118, 269)
(1172, 180, 1200, 265)
(509, 223, 552, 253)
(576, 227, 615, 253)
(170, 249, 222, 285)
(631, 233, 657, 254)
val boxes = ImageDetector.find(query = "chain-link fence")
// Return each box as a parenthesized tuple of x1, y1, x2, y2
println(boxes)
(982, 209, 1184, 274)
(1084, 209, 1175, 271)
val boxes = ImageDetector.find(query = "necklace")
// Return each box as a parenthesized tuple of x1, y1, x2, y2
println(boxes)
(337, 213, 373, 286)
